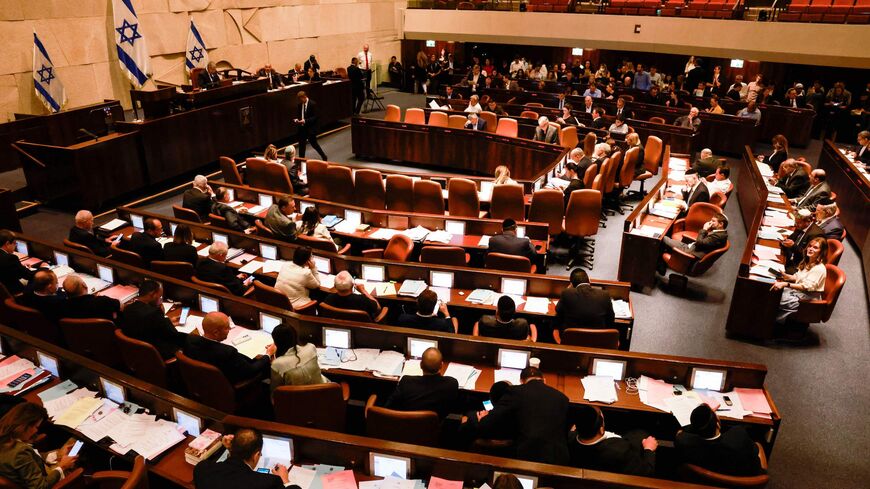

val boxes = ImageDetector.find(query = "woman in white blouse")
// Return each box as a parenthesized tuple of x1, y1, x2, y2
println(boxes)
(275, 246, 320, 308)
(464, 94, 482, 114)
(772, 237, 828, 324)
(270, 324, 328, 391)
(298, 207, 338, 250)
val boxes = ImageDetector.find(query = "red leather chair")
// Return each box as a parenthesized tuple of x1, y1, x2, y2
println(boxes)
(495, 118, 518, 138)
(150, 261, 195, 281)
(489, 184, 525, 221)
(273, 383, 350, 431)
(173, 204, 202, 223)
(680, 442, 769, 488)
(565, 189, 602, 270)
(110, 243, 145, 269)
(419, 246, 470, 266)
(448, 178, 483, 218)
(618, 146, 643, 203)
(413, 180, 445, 215)
(561, 125, 579, 149)
(355, 169, 386, 209)
(528, 189, 565, 236)
(191, 275, 232, 294)
(254, 219, 276, 238)
(485, 252, 535, 273)
(305, 159, 330, 200)
(363, 234, 414, 261)
(649, 116, 666, 124)
(790, 264, 846, 325)
(114, 330, 172, 389)
(325, 166, 355, 205)
(671, 202, 722, 242)
(59, 318, 122, 369)
(479, 111, 497, 133)
(709, 191, 728, 208)
(63, 239, 95, 255)
(826, 238, 843, 265)
(0, 469, 85, 489)
(365, 394, 440, 446)
(428, 111, 449, 127)
(384, 105, 401, 122)
(245, 158, 270, 190)
(220, 156, 243, 185)
(3, 298, 63, 345)
(583, 163, 599, 189)
(263, 163, 294, 194)
(176, 351, 263, 414)
(520, 110, 539, 119)
(662, 238, 730, 292)
(318, 302, 389, 323)
(251, 280, 317, 315)
(448, 115, 467, 129)
(404, 108, 426, 125)
(560, 328, 620, 349)
(90, 456, 148, 489)
(385, 175, 414, 212)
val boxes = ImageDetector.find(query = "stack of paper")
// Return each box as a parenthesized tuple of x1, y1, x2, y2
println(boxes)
(223, 328, 274, 359)
(322, 215, 343, 228)
(317, 348, 341, 368)
(369, 351, 405, 378)
(51, 265, 76, 280)
(756, 162, 774, 177)
(81, 275, 111, 294)
(426, 230, 452, 244)
(766, 185, 784, 195)
(650, 204, 679, 219)
(99, 284, 139, 303)
(43, 387, 98, 420)
(262, 260, 285, 274)
(239, 260, 263, 274)
(758, 226, 788, 241)
(398, 280, 427, 297)
(429, 286, 451, 303)
(734, 388, 773, 418)
(99, 219, 127, 231)
(493, 368, 522, 385)
(748, 266, 777, 280)
(663, 394, 703, 427)
(444, 363, 480, 389)
(523, 297, 550, 314)
(359, 478, 422, 489)
(0, 356, 52, 396)
(478, 235, 490, 248)
(427, 477, 463, 489)
(333, 221, 359, 234)
(321, 469, 357, 489)
(581, 375, 618, 404)
(55, 396, 104, 428)
(763, 214, 793, 228)
(287, 466, 317, 489)
(339, 348, 380, 372)
(637, 376, 674, 412)
(753, 245, 781, 261)
(611, 299, 632, 319)
(229, 253, 257, 265)
(245, 205, 266, 215)
(400, 360, 423, 378)
(401, 226, 431, 242)
(466, 289, 493, 304)
(370, 228, 400, 240)
(319, 273, 336, 289)
(704, 390, 752, 420)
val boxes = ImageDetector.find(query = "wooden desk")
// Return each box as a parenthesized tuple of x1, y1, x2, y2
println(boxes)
(175, 79, 269, 107)
(0, 188, 21, 231)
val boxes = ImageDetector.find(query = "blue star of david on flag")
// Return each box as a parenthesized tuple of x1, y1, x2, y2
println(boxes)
(32, 32, 66, 113)
(112, 0, 151, 88)
(189, 47, 204, 63)
(185, 18, 210, 73)
(37, 65, 55, 85)
(116, 19, 142, 46)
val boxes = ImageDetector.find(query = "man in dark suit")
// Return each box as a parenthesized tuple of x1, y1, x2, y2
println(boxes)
(674, 107, 702, 132)
(855, 130, 870, 165)
(473, 367, 569, 465)
(814, 199, 844, 241)
(591, 107, 608, 129)
(182, 175, 214, 221)
(197, 62, 222, 89)
(323, 271, 382, 320)
(19, 270, 67, 321)
(348, 57, 364, 115)
(127, 218, 164, 266)
(303, 55, 320, 75)
(183, 312, 273, 384)
(0, 230, 36, 294)
(488, 219, 536, 264)
(396, 289, 457, 333)
(61, 275, 120, 321)
(792, 169, 831, 210)
(676, 169, 710, 213)
(614, 97, 634, 120)
(196, 242, 252, 296)
(569, 405, 658, 477)
(675, 404, 763, 477)
(463, 113, 487, 131)
(662, 213, 729, 258)
(554, 269, 615, 343)
(293, 91, 327, 160)
(692, 148, 720, 178)
(120, 280, 185, 359)
(68, 210, 111, 257)
(211, 187, 255, 233)
(533, 116, 559, 144)
(782, 209, 824, 273)
(256, 64, 284, 90)
(771, 159, 810, 199)
(193, 429, 290, 489)
(386, 347, 458, 418)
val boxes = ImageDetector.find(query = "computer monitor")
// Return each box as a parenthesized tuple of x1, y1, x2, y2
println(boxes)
(480, 181, 494, 196)
(370, 452, 411, 479)
(493, 472, 537, 489)
(198, 294, 219, 313)
(14, 240, 27, 256)
(345, 209, 362, 226)
(258, 194, 273, 208)
(259, 312, 282, 334)
(312, 256, 331, 274)
(445, 220, 466, 236)
(299, 201, 313, 214)
(500, 278, 527, 297)
(97, 264, 114, 284)
(361, 264, 385, 282)
(498, 349, 530, 370)
(591, 358, 627, 380)
(516, 225, 526, 238)
(407, 338, 437, 359)
(37, 352, 59, 378)
(430, 271, 454, 289)
(259, 243, 278, 260)
(131, 214, 144, 231)
(173, 407, 202, 437)
(259, 435, 293, 469)
(100, 377, 126, 404)
(212, 232, 228, 245)
(690, 368, 727, 392)
(323, 327, 351, 349)
(53, 251, 68, 267)
(534, 177, 544, 191)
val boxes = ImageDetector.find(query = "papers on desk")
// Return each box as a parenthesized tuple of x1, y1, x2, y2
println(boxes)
(369, 228, 400, 241)
(320, 469, 357, 489)
(650, 203, 679, 219)
(177, 315, 203, 335)
(245, 205, 266, 216)
(401, 360, 423, 378)
(663, 394, 704, 427)
(369, 350, 405, 378)
(317, 348, 341, 368)
(430, 286, 451, 303)
(766, 194, 785, 204)
(523, 297, 551, 314)
(466, 289, 494, 304)
(755, 259, 785, 273)
(288, 466, 317, 489)
(630, 225, 662, 238)
(426, 230, 452, 244)
(99, 219, 127, 231)
(734, 387, 772, 417)
(98, 284, 139, 304)
(37, 379, 78, 403)
(319, 273, 336, 289)
(340, 348, 380, 372)
(0, 356, 37, 380)
(360, 477, 419, 489)
(223, 328, 273, 359)
(322, 215, 344, 228)
(401, 226, 431, 242)
(262, 260, 285, 274)
(398, 280, 427, 297)
(373, 282, 397, 297)
(478, 235, 490, 248)
(157, 237, 173, 245)
(756, 162, 774, 177)
(43, 387, 97, 420)
(493, 368, 522, 386)
(109, 414, 186, 460)
(748, 266, 777, 280)
(51, 265, 76, 280)
(766, 184, 784, 195)
(427, 477, 463, 489)
(54, 396, 103, 428)
(581, 375, 618, 404)
(758, 226, 789, 241)
(753, 245, 781, 261)
(763, 214, 793, 228)
(197, 246, 210, 257)
(333, 220, 359, 234)
(547, 177, 570, 189)
(444, 363, 480, 389)
(637, 376, 674, 412)
(229, 253, 257, 266)
(611, 299, 632, 319)
(81, 275, 111, 294)
(239, 260, 263, 274)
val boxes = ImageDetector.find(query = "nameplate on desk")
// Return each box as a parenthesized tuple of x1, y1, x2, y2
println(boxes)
(37, 352, 60, 378)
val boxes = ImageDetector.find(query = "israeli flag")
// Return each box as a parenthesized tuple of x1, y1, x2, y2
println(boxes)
(32, 32, 66, 113)
(112, 0, 151, 88)
(185, 18, 209, 73)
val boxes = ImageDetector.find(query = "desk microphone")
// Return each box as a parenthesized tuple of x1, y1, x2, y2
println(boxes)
(78, 128, 99, 141)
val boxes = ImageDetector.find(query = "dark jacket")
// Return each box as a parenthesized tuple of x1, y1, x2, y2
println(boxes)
(299, 99, 320, 131)
(533, 125, 559, 144)
(0, 440, 62, 489)
(674, 115, 701, 132)
(763, 151, 788, 173)
(64, 294, 120, 321)
(193, 457, 284, 489)
(211, 202, 252, 232)
(693, 156, 720, 178)
(323, 293, 380, 320)
(683, 182, 711, 207)
(347, 64, 364, 94)
(184, 334, 269, 384)
(120, 300, 185, 359)
(127, 232, 163, 266)
(793, 181, 831, 210)
(563, 178, 585, 208)
(477, 316, 530, 340)
(68, 226, 110, 257)
(385, 374, 459, 418)
(19, 291, 67, 321)
(197, 70, 221, 90)
(692, 228, 729, 257)
(396, 313, 454, 334)
(182, 188, 213, 221)
(488, 233, 536, 262)
(568, 432, 656, 477)
(196, 259, 247, 296)
(162, 242, 198, 267)
(675, 427, 763, 477)
(592, 117, 609, 130)
(0, 249, 35, 294)
(555, 283, 615, 330)
(818, 216, 844, 241)
(777, 167, 810, 199)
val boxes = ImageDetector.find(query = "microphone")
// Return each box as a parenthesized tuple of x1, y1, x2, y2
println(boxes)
(78, 128, 99, 141)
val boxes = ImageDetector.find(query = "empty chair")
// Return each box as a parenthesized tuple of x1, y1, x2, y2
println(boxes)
(489, 184, 525, 221)
(114, 330, 171, 388)
(150, 261, 195, 281)
(448, 115, 467, 129)
(365, 394, 440, 446)
(528, 189, 565, 236)
(325, 166, 355, 205)
(520, 110, 539, 119)
(428, 111, 448, 127)
(649, 116, 666, 124)
(565, 189, 602, 270)
(617, 146, 643, 203)
(306, 159, 330, 200)
(318, 302, 389, 323)
(560, 328, 620, 349)
(561, 125, 579, 149)
(404, 108, 426, 125)
(4, 298, 63, 344)
(254, 219, 276, 238)
(709, 191, 728, 208)
(252, 280, 317, 315)
(354, 169, 386, 209)
(495, 118, 518, 138)
(413, 180, 446, 214)
(59, 318, 121, 369)
(219, 156, 243, 185)
(420, 246, 470, 266)
(110, 243, 145, 269)
(384, 104, 401, 122)
(385, 175, 414, 212)
(63, 238, 95, 255)
(671, 202, 722, 242)
(479, 111, 498, 133)
(485, 252, 535, 274)
(643, 135, 664, 175)
(583, 163, 599, 189)
(263, 162, 294, 194)
(172, 204, 202, 223)
(245, 158, 270, 189)
(363, 234, 415, 261)
(826, 238, 844, 266)
(90, 456, 148, 489)
(583, 132, 597, 158)
(448, 178, 482, 218)
(680, 442, 769, 488)
(273, 383, 350, 431)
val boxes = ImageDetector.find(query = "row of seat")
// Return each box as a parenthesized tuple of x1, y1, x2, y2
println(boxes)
(779, 0, 870, 22)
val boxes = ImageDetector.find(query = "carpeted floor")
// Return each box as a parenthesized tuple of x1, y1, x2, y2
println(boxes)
(19, 90, 869, 488)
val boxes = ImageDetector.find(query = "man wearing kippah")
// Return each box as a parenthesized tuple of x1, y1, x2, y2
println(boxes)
(675, 404, 764, 477)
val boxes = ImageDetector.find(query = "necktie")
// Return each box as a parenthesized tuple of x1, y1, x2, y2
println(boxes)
(365, 54, 369, 70)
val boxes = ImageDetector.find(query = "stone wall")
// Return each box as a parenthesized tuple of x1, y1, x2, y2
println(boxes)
(1, 0, 405, 119)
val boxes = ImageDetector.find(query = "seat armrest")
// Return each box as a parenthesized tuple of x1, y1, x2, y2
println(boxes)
(365, 393, 377, 416)
(53, 468, 84, 489)
(663, 247, 698, 274)
(337, 243, 352, 255)
(242, 286, 255, 297)
(361, 249, 385, 259)
(164, 357, 177, 366)
(373, 306, 389, 323)
(340, 381, 351, 401)
(671, 218, 687, 234)
(234, 374, 262, 392)
(295, 300, 318, 315)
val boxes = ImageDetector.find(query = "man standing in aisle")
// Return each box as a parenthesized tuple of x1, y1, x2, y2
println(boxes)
(358, 43, 374, 96)
(348, 57, 365, 115)
(293, 91, 327, 160)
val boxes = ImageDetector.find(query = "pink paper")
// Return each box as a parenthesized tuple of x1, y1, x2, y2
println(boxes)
(428, 477, 463, 489)
(321, 469, 357, 489)
(646, 377, 674, 405)
(734, 388, 771, 414)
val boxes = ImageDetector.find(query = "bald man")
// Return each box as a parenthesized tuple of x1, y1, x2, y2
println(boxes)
(183, 312, 274, 383)
(182, 175, 214, 221)
(385, 347, 458, 418)
(68, 210, 111, 257)
(194, 428, 288, 488)
(196, 242, 251, 296)
(62, 274, 120, 321)
(20, 270, 67, 321)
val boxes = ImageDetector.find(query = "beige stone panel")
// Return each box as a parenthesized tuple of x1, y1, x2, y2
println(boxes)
(149, 53, 188, 87)
(91, 61, 135, 109)
(191, 10, 228, 49)
(248, 6, 302, 42)
(241, 8, 264, 42)
(265, 38, 317, 73)
(139, 12, 188, 56)
(0, 20, 45, 76)
(15, 72, 46, 116)
(0, 1, 24, 21)
(369, 2, 398, 32)
(51, 64, 101, 108)
(137, 0, 171, 14)
(295, 5, 323, 39)
(21, 0, 106, 20)
(210, 43, 269, 73)
(214, 0, 295, 8)
(315, 4, 371, 37)
(44, 17, 110, 67)
(223, 9, 244, 45)
(168, 0, 211, 12)
(0, 75, 20, 122)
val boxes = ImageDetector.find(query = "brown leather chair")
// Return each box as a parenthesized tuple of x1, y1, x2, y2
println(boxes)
(591, 174, 603, 191)
(363, 234, 415, 261)
(325, 166, 355, 205)
(110, 243, 145, 269)
(114, 330, 171, 388)
(826, 238, 843, 265)
(220, 156, 243, 185)
(365, 394, 440, 446)
(207, 212, 230, 230)
(565, 189, 602, 270)
(0, 469, 85, 489)
(709, 191, 728, 208)
(428, 111, 449, 127)
(520, 110, 539, 119)
(176, 351, 261, 414)
(190, 67, 205, 89)
(191, 275, 232, 294)
(59, 318, 121, 369)
(602, 150, 622, 215)
(489, 184, 525, 221)
(790, 264, 846, 325)
(528, 189, 565, 236)
(583, 163, 599, 189)
(643, 135, 663, 175)
(662, 239, 730, 292)
(561, 125, 579, 149)
(385, 175, 414, 212)
(495, 118, 518, 138)
(404, 108, 426, 124)
(479, 111, 497, 133)
(384, 104, 401, 122)
(525, 102, 544, 108)
(649, 116, 666, 124)
(448, 178, 483, 218)
(617, 146, 642, 203)
(273, 382, 350, 431)
(3, 298, 63, 345)
(150, 261, 195, 281)
(252, 280, 317, 315)
(413, 180, 445, 215)
(90, 456, 148, 489)
(306, 159, 330, 200)
(485, 252, 535, 274)
(671, 202, 722, 242)
(263, 162, 294, 194)
(254, 219, 276, 238)
(62, 239, 95, 255)
(245, 158, 270, 190)
(560, 328, 620, 349)
(447, 115, 467, 129)
(318, 302, 389, 323)
(419, 246, 470, 266)
(296, 233, 351, 255)
(173, 204, 202, 223)
(355, 169, 386, 209)
(680, 442, 769, 488)
(583, 131, 597, 157)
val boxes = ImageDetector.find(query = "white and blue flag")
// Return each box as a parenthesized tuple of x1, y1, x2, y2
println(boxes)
(185, 18, 209, 74)
(32, 32, 66, 113)
(112, 0, 151, 88)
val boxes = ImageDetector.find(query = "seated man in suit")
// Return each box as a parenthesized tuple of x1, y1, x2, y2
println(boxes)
(533, 116, 559, 144)
(396, 289, 457, 333)
(197, 62, 222, 89)
(264, 196, 297, 241)
(196, 242, 252, 296)
(591, 106, 608, 129)
(184, 312, 274, 383)
(323, 271, 382, 320)
(769, 159, 810, 199)
(675, 404, 763, 476)
(488, 219, 536, 264)
(19, 270, 67, 321)
(475, 295, 532, 341)
(61, 275, 120, 321)
(791, 169, 831, 210)
(0, 229, 36, 294)
(256, 63, 284, 90)
(385, 347, 459, 418)
(464, 113, 487, 131)
(853, 130, 870, 165)
(127, 217, 164, 266)
(662, 212, 729, 259)
(674, 107, 702, 132)
(212, 187, 255, 233)
(692, 148, 719, 178)
(182, 175, 214, 221)
(674, 168, 710, 212)
(471, 367, 570, 465)
(814, 199, 844, 240)
(568, 405, 658, 477)
(193, 428, 289, 489)
(554, 269, 615, 343)
(120, 280, 185, 360)
(782, 209, 825, 273)
(68, 210, 111, 257)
